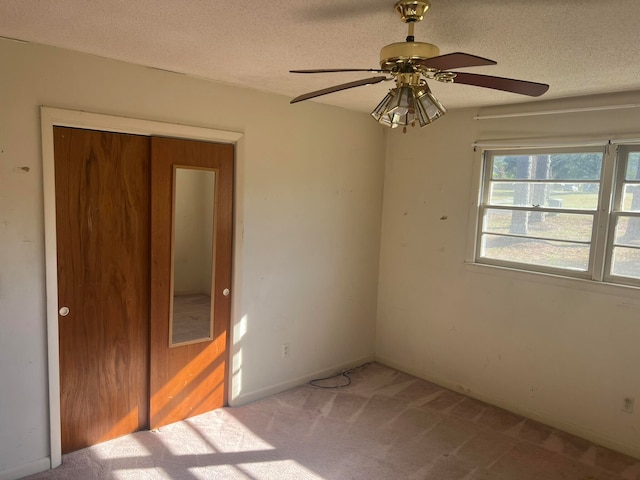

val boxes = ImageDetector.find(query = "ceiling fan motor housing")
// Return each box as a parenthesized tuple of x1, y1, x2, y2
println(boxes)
(380, 42, 440, 70)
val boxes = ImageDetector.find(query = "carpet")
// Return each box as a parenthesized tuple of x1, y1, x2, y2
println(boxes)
(25, 362, 640, 479)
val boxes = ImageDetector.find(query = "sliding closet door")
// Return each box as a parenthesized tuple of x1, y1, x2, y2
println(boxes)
(54, 127, 233, 451)
(54, 127, 151, 453)
(149, 137, 234, 429)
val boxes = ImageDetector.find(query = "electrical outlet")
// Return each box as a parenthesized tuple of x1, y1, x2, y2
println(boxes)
(622, 396, 635, 414)
(281, 343, 290, 358)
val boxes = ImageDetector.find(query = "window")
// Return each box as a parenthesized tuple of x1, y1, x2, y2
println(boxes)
(607, 146, 640, 282)
(474, 143, 640, 287)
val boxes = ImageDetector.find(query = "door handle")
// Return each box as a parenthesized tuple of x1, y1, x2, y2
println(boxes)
(59, 306, 70, 317)
(223, 288, 230, 297)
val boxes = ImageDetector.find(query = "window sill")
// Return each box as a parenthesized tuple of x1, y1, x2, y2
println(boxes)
(463, 261, 640, 300)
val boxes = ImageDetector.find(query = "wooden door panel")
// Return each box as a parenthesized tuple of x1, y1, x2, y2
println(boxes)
(54, 127, 151, 453)
(150, 137, 234, 429)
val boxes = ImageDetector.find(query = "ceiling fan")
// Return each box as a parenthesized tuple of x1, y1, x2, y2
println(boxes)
(290, 0, 549, 132)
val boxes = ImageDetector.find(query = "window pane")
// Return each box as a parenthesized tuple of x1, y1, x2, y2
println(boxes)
(481, 148, 606, 277)
(613, 216, 640, 247)
(610, 246, 640, 279)
(621, 184, 640, 212)
(480, 234, 590, 270)
(550, 153, 603, 180)
(483, 209, 594, 242)
(625, 152, 640, 180)
(492, 152, 602, 181)
(489, 182, 599, 209)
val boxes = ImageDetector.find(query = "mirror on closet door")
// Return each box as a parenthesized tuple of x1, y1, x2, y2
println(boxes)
(170, 167, 216, 346)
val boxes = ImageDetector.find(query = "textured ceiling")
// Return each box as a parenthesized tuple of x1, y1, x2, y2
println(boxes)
(1, 0, 640, 113)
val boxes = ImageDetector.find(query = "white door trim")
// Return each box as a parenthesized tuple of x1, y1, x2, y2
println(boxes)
(40, 106, 244, 468)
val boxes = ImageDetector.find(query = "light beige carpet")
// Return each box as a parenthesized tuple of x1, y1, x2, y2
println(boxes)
(26, 363, 640, 479)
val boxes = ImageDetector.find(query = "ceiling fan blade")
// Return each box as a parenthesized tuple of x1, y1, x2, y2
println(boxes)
(291, 68, 387, 74)
(290, 76, 389, 104)
(417, 52, 497, 70)
(451, 72, 549, 96)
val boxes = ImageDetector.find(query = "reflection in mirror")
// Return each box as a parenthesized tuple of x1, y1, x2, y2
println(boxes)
(170, 167, 216, 346)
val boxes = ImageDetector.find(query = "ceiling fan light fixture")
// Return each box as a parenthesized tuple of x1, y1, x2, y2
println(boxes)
(415, 88, 447, 125)
(387, 85, 416, 117)
(370, 90, 398, 127)
(371, 87, 416, 129)
(371, 85, 446, 129)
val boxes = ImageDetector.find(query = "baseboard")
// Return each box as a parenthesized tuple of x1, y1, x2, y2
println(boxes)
(229, 354, 375, 407)
(0, 457, 51, 480)
(375, 356, 640, 461)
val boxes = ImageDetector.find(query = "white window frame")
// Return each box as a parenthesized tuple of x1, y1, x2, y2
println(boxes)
(603, 145, 640, 287)
(469, 140, 640, 287)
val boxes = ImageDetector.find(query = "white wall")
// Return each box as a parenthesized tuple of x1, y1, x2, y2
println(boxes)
(0, 38, 385, 478)
(376, 92, 640, 459)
